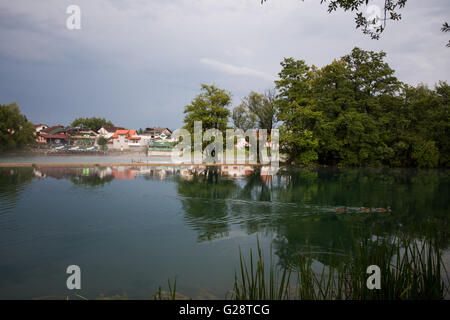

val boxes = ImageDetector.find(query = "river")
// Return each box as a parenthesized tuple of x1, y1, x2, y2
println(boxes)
(0, 164, 448, 299)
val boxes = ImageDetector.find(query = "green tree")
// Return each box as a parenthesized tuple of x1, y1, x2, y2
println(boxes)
(71, 117, 114, 131)
(183, 84, 232, 133)
(434, 81, 450, 166)
(245, 90, 278, 131)
(0, 103, 36, 151)
(232, 104, 256, 132)
(395, 82, 449, 167)
(232, 90, 278, 132)
(97, 136, 109, 150)
(314, 48, 401, 166)
(275, 58, 322, 165)
(411, 139, 439, 168)
(274, 47, 448, 168)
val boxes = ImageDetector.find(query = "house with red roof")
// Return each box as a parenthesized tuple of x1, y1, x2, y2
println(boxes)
(110, 129, 144, 150)
(36, 125, 65, 144)
(39, 133, 69, 145)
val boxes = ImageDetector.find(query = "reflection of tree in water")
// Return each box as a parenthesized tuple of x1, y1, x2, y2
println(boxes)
(238, 167, 272, 202)
(176, 167, 237, 242)
(270, 168, 450, 269)
(273, 215, 353, 269)
(176, 166, 449, 269)
(0, 167, 34, 213)
(292, 169, 447, 234)
(70, 174, 114, 187)
(35, 167, 115, 187)
(228, 168, 279, 235)
(235, 169, 357, 267)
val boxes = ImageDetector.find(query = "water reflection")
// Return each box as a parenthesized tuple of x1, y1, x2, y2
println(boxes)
(2, 165, 449, 270)
(176, 168, 237, 242)
(0, 168, 34, 215)
(171, 166, 449, 267)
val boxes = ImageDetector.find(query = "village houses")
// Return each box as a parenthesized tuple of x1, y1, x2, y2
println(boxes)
(34, 122, 176, 153)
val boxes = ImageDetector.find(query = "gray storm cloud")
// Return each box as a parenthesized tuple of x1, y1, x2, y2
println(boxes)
(0, 0, 448, 129)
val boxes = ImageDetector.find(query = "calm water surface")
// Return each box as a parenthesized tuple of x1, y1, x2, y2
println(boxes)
(0, 165, 449, 299)
(0, 154, 168, 164)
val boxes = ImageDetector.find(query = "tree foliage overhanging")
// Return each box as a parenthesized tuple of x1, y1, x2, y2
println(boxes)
(275, 47, 449, 168)
(0, 103, 36, 151)
(262, 1, 449, 47)
(262, 0, 407, 40)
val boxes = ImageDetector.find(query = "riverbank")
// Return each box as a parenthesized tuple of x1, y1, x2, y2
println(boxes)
(1, 150, 448, 169)
(0, 162, 264, 167)
(4, 148, 149, 157)
(0, 153, 172, 165)
(0, 152, 274, 167)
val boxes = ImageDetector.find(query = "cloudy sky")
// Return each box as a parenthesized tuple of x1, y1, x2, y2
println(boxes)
(0, 0, 449, 130)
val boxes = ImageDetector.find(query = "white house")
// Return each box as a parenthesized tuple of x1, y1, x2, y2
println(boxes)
(143, 127, 172, 141)
(109, 129, 146, 150)
(98, 126, 125, 139)
(34, 124, 48, 133)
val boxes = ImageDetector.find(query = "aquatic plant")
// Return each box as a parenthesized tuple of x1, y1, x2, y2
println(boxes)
(152, 277, 178, 300)
(231, 234, 449, 300)
(230, 239, 291, 300)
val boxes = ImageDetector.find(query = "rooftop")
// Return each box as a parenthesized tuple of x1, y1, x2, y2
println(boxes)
(99, 126, 125, 133)
(111, 129, 140, 140)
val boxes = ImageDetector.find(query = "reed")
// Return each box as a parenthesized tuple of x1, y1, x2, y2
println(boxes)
(230, 239, 291, 300)
(232, 233, 449, 300)
(153, 232, 448, 300)
(152, 277, 178, 300)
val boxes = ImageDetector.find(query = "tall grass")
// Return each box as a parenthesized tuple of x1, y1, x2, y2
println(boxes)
(152, 277, 178, 300)
(229, 239, 291, 300)
(231, 234, 449, 300)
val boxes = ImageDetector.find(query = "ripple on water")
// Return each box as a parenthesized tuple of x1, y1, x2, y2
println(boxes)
(176, 195, 343, 229)
(0, 184, 25, 216)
